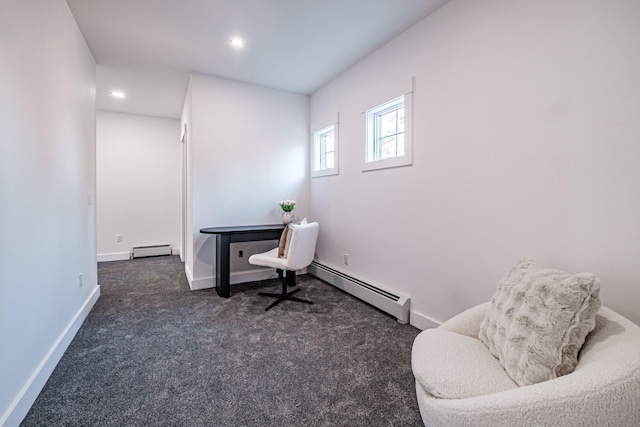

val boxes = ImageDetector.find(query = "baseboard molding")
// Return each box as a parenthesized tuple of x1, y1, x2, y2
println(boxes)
(189, 274, 211, 291)
(231, 268, 289, 285)
(187, 268, 308, 291)
(98, 248, 180, 263)
(97, 252, 130, 262)
(185, 263, 195, 288)
(410, 310, 441, 330)
(1, 285, 100, 427)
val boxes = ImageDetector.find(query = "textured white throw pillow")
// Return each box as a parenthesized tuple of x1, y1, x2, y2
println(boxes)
(478, 259, 601, 386)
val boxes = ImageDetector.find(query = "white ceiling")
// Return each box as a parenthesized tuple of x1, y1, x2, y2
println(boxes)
(67, 0, 448, 118)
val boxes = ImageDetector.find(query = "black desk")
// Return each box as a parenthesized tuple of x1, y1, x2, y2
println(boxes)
(200, 224, 285, 297)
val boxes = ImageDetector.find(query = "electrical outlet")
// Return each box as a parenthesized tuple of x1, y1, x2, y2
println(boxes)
(116, 234, 123, 242)
(239, 250, 244, 258)
(344, 253, 349, 265)
(79, 273, 83, 288)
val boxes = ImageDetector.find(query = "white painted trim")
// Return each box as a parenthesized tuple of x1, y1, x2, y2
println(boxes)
(99, 249, 181, 262)
(1, 286, 100, 427)
(410, 309, 441, 330)
(362, 91, 414, 172)
(185, 262, 195, 288)
(188, 270, 273, 291)
(97, 252, 130, 262)
(187, 267, 308, 291)
(189, 275, 213, 291)
(232, 268, 275, 285)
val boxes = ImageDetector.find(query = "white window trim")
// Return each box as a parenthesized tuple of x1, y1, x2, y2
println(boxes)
(363, 87, 413, 172)
(311, 117, 339, 178)
(362, 92, 413, 172)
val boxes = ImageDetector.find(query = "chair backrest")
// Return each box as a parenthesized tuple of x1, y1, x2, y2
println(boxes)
(283, 222, 319, 271)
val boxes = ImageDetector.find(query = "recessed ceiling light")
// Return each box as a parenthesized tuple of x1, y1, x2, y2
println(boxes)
(111, 91, 126, 98)
(229, 38, 246, 48)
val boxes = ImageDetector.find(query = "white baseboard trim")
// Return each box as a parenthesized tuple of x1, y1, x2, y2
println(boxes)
(187, 268, 307, 291)
(189, 275, 212, 291)
(231, 268, 280, 285)
(98, 249, 181, 262)
(185, 263, 194, 288)
(410, 310, 441, 330)
(1, 285, 100, 427)
(97, 252, 130, 262)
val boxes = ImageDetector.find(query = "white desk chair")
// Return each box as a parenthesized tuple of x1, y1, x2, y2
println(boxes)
(249, 221, 319, 311)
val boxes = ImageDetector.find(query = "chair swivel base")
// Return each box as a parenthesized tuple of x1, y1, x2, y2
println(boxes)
(259, 269, 313, 311)
(259, 287, 314, 311)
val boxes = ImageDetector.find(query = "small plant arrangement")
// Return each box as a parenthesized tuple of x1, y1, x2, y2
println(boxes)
(279, 199, 296, 212)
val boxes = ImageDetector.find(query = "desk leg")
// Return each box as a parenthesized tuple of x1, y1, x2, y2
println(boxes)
(215, 234, 231, 297)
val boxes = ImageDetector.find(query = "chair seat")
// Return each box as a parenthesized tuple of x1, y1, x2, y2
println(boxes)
(412, 328, 517, 399)
(248, 248, 288, 270)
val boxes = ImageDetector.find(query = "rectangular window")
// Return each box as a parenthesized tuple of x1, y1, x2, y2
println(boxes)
(315, 125, 335, 170)
(367, 96, 404, 162)
(312, 122, 339, 177)
(364, 93, 413, 171)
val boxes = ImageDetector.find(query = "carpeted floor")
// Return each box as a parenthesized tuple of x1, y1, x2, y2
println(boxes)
(21, 256, 423, 426)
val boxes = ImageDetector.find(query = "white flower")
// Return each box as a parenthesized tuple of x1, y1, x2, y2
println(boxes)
(278, 199, 296, 212)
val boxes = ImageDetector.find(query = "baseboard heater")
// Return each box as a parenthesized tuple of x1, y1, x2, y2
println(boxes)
(132, 244, 171, 259)
(308, 261, 410, 324)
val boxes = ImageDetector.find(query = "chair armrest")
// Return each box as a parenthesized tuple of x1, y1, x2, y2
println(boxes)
(438, 302, 490, 338)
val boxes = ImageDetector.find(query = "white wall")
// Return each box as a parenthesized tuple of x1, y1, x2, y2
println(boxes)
(96, 111, 181, 261)
(0, 0, 98, 425)
(310, 0, 640, 328)
(184, 73, 309, 289)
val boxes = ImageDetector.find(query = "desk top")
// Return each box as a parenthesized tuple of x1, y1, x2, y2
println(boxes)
(199, 224, 285, 234)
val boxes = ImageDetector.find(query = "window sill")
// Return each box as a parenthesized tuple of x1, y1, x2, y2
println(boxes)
(362, 155, 412, 172)
(312, 168, 339, 178)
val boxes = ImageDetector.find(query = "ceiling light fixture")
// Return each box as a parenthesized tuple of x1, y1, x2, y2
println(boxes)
(229, 38, 246, 48)
(110, 91, 126, 98)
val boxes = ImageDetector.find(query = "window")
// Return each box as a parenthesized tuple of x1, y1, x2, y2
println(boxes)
(315, 125, 335, 170)
(364, 93, 412, 171)
(367, 96, 404, 161)
(312, 123, 339, 177)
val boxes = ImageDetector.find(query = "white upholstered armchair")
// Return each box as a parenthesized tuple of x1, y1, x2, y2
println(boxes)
(412, 302, 640, 426)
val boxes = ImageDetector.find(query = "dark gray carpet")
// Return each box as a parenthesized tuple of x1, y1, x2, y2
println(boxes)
(21, 256, 423, 426)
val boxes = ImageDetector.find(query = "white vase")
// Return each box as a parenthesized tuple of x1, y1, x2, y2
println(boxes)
(282, 211, 294, 224)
